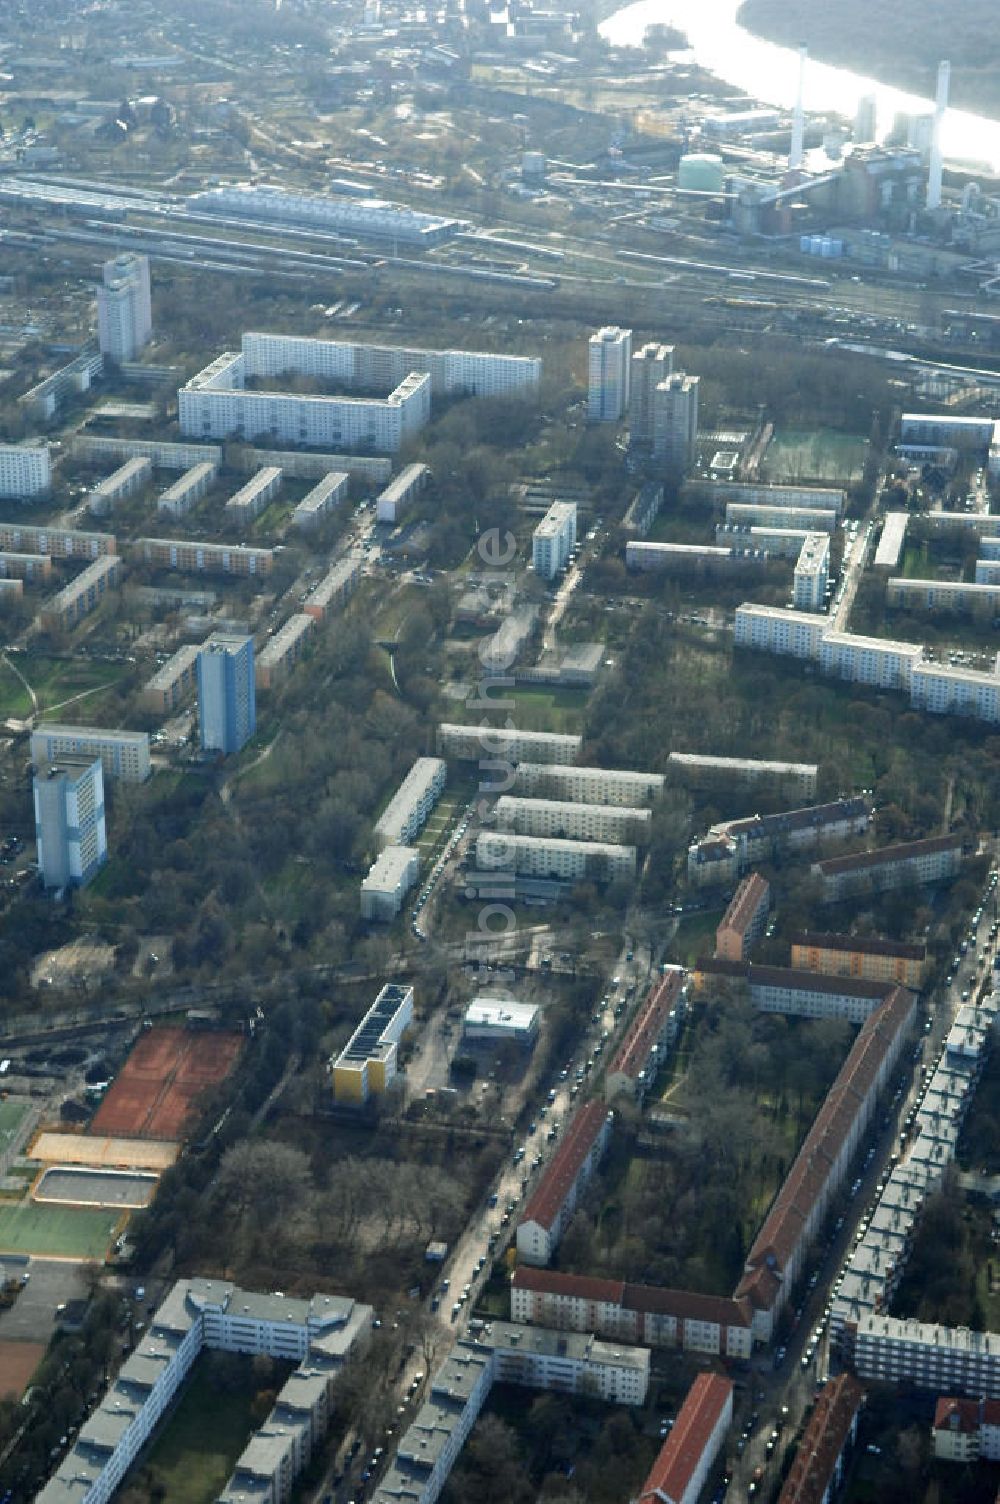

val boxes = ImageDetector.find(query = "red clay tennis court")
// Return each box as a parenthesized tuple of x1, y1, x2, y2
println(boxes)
(90, 1028, 242, 1141)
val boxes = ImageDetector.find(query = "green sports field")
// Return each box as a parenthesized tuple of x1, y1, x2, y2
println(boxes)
(0, 1201, 122, 1258)
(0, 1101, 29, 1148)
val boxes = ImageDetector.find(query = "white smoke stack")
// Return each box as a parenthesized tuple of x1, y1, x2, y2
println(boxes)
(926, 59, 950, 211)
(789, 45, 806, 169)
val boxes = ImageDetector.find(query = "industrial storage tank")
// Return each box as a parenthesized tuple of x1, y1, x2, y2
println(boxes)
(677, 153, 725, 193)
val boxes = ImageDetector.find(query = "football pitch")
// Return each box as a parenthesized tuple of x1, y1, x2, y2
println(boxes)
(0, 1201, 121, 1258)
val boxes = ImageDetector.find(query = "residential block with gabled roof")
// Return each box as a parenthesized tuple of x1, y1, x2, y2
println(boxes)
(790, 931, 926, 988)
(734, 986, 916, 1339)
(516, 1100, 612, 1266)
(715, 874, 770, 962)
(639, 1372, 733, 1504)
(812, 832, 963, 901)
(510, 1266, 753, 1360)
(604, 967, 687, 1102)
(778, 1374, 864, 1504)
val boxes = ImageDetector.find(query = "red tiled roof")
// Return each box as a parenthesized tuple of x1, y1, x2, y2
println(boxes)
(933, 1396, 1000, 1432)
(520, 1100, 610, 1233)
(778, 1375, 864, 1504)
(933, 1397, 980, 1434)
(791, 932, 926, 963)
(511, 1266, 751, 1331)
(640, 1373, 732, 1504)
(717, 872, 770, 941)
(736, 987, 914, 1303)
(607, 968, 685, 1084)
(511, 1266, 624, 1305)
(815, 831, 961, 877)
(623, 1283, 751, 1330)
(698, 958, 896, 1001)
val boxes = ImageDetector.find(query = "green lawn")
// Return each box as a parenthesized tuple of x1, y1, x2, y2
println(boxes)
(667, 909, 725, 967)
(0, 1102, 29, 1149)
(139, 1356, 262, 1504)
(0, 655, 127, 719)
(0, 660, 32, 718)
(0, 1201, 122, 1258)
(505, 685, 589, 734)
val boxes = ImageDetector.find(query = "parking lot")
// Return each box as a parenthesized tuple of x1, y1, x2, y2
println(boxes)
(0, 1259, 88, 1344)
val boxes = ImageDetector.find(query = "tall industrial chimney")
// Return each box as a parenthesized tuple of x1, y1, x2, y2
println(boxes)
(789, 45, 807, 169)
(926, 58, 950, 210)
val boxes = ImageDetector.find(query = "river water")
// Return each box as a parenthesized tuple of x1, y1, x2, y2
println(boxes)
(599, 0, 1000, 174)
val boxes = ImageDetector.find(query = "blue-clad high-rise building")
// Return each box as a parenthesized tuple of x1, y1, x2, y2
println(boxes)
(196, 634, 256, 756)
(33, 753, 108, 890)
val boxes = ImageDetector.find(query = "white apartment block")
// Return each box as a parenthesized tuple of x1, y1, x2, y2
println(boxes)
(292, 471, 350, 528)
(899, 412, 994, 451)
(30, 725, 151, 784)
(712, 523, 806, 559)
(513, 762, 664, 806)
(726, 503, 838, 533)
(373, 1323, 645, 1504)
(488, 1321, 649, 1406)
(793, 532, 830, 611)
(256, 614, 316, 690)
(874, 512, 909, 571)
(88, 457, 152, 514)
(976, 558, 1000, 585)
(224, 466, 283, 525)
(668, 751, 818, 799)
(0, 551, 52, 583)
(717, 525, 812, 558)
(374, 757, 447, 849)
(532, 500, 577, 581)
(135, 537, 272, 577)
(39, 555, 122, 631)
(626, 541, 738, 573)
(141, 642, 201, 714)
(981, 537, 1000, 561)
(241, 447, 390, 485)
(72, 435, 222, 471)
(238, 332, 540, 400)
(910, 662, 1000, 723)
(360, 845, 420, 921)
(588, 326, 632, 421)
(96, 253, 152, 362)
(854, 1315, 1000, 1399)
(302, 554, 363, 620)
(179, 348, 430, 454)
(692, 480, 845, 514)
(734, 603, 829, 658)
(819, 631, 924, 690)
(476, 830, 636, 880)
(33, 754, 107, 891)
(0, 441, 51, 498)
(438, 724, 581, 766)
(887, 576, 1000, 615)
(0, 522, 114, 560)
(494, 795, 650, 845)
(629, 342, 674, 447)
(652, 372, 700, 474)
(36, 1278, 372, 1504)
(375, 463, 429, 524)
(157, 461, 217, 518)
